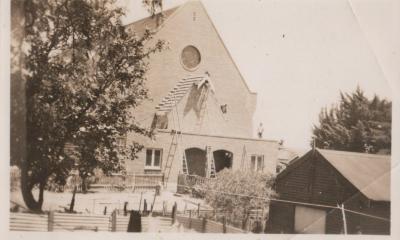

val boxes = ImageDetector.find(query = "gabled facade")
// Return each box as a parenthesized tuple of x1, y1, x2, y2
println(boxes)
(124, 1, 278, 184)
(266, 149, 390, 235)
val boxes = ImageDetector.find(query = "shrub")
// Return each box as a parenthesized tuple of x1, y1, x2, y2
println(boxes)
(198, 169, 276, 221)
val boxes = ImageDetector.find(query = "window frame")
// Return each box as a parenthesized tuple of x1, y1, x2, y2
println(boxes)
(145, 148, 163, 170)
(250, 154, 265, 172)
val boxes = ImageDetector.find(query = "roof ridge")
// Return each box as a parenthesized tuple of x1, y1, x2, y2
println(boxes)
(317, 148, 390, 159)
(124, 5, 181, 28)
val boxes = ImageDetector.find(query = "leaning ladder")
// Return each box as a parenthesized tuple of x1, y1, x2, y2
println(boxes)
(163, 130, 179, 185)
(181, 148, 189, 175)
(206, 146, 216, 178)
(241, 145, 247, 170)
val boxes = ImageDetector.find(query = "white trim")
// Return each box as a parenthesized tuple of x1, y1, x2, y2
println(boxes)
(180, 45, 202, 72)
(157, 129, 279, 143)
(145, 148, 163, 169)
(250, 154, 265, 172)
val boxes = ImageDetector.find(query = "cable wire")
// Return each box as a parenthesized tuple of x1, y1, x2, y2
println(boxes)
(176, 184, 390, 222)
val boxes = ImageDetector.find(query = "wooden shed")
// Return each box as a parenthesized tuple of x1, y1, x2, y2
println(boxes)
(266, 148, 390, 234)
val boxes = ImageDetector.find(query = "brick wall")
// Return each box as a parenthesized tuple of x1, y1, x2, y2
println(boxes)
(125, 130, 278, 183)
(129, 1, 257, 138)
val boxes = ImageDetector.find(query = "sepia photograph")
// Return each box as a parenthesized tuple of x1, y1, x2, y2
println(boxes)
(2, 0, 400, 238)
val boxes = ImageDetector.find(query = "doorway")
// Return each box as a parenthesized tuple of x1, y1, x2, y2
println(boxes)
(185, 148, 207, 177)
(213, 150, 233, 173)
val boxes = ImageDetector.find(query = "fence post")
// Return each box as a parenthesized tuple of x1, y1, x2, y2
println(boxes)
(242, 211, 249, 231)
(138, 192, 143, 212)
(48, 211, 54, 232)
(171, 202, 177, 225)
(184, 202, 187, 214)
(188, 211, 192, 229)
(111, 210, 117, 232)
(150, 190, 157, 213)
(222, 215, 227, 233)
(261, 207, 265, 233)
(202, 217, 207, 233)
(162, 201, 166, 216)
(340, 203, 347, 234)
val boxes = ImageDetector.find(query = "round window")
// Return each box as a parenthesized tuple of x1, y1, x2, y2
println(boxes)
(181, 45, 201, 70)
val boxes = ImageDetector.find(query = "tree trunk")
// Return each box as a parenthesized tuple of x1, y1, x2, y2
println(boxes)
(81, 176, 87, 193)
(20, 165, 45, 211)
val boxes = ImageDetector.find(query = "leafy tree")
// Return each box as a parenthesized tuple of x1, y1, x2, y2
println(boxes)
(11, 0, 164, 211)
(312, 87, 391, 154)
(198, 169, 276, 227)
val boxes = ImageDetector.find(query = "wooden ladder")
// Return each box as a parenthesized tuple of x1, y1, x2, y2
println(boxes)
(182, 149, 189, 175)
(241, 145, 247, 170)
(206, 146, 216, 178)
(163, 130, 179, 185)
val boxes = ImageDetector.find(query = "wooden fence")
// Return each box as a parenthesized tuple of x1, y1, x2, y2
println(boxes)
(175, 207, 266, 233)
(175, 214, 244, 233)
(10, 212, 111, 232)
(92, 173, 164, 191)
(10, 210, 246, 233)
(177, 174, 213, 194)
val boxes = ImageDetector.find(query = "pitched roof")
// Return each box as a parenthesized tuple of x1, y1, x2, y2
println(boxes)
(318, 149, 390, 202)
(155, 75, 207, 113)
(125, 1, 257, 96)
(125, 6, 180, 37)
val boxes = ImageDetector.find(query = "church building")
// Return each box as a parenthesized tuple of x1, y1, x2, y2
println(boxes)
(123, 0, 279, 185)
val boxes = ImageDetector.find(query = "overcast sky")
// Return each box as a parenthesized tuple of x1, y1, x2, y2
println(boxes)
(118, 0, 397, 150)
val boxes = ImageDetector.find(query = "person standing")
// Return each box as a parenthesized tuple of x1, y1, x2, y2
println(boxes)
(257, 123, 264, 139)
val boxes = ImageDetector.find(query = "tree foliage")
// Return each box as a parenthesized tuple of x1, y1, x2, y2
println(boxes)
(312, 87, 391, 154)
(12, 0, 164, 211)
(199, 169, 276, 221)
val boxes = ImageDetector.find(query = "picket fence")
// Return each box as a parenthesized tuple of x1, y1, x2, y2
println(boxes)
(92, 173, 164, 191)
(9, 210, 245, 233)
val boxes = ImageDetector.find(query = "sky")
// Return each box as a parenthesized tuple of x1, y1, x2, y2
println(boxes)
(118, 0, 398, 150)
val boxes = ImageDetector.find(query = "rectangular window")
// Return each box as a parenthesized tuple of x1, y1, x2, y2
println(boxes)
(250, 154, 264, 172)
(251, 156, 256, 171)
(154, 150, 161, 166)
(257, 155, 264, 171)
(146, 149, 152, 166)
(145, 148, 162, 169)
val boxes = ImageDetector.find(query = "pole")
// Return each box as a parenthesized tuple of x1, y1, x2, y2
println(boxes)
(150, 190, 157, 213)
(162, 201, 166, 216)
(92, 199, 95, 213)
(171, 202, 177, 225)
(138, 192, 143, 212)
(222, 215, 227, 233)
(202, 217, 207, 233)
(111, 210, 117, 232)
(340, 203, 347, 234)
(189, 211, 192, 229)
(184, 202, 187, 214)
(47, 211, 54, 232)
